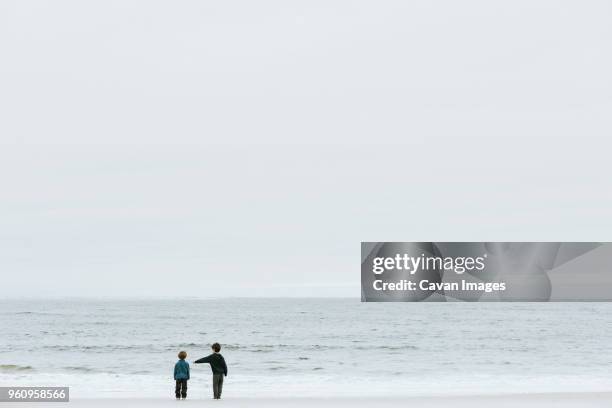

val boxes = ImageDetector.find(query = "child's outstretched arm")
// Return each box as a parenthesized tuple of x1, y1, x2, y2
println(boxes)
(194, 355, 212, 364)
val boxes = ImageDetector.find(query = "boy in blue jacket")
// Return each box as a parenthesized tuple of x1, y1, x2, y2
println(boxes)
(174, 351, 190, 399)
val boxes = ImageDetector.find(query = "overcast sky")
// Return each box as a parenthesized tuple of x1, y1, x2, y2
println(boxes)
(1, 1, 611, 297)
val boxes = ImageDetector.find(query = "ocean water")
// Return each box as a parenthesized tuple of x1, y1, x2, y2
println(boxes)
(1, 298, 612, 398)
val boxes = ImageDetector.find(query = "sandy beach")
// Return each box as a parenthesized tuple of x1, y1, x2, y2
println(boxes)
(5, 393, 612, 408)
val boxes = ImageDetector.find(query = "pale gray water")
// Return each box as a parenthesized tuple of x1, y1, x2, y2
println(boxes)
(1, 299, 611, 397)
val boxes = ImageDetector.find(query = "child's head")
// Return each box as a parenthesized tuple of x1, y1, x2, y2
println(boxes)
(178, 351, 187, 360)
(211, 343, 221, 353)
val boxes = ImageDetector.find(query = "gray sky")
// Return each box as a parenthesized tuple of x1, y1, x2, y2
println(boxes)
(1, 1, 611, 297)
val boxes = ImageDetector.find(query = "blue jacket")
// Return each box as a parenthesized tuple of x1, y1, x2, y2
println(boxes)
(174, 359, 190, 380)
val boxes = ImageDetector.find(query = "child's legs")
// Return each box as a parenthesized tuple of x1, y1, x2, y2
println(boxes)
(181, 380, 187, 398)
(175, 380, 182, 398)
(212, 374, 224, 399)
(217, 375, 224, 398)
(212, 375, 218, 398)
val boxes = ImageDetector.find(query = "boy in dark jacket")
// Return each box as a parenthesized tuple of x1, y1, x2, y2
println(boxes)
(174, 351, 190, 399)
(194, 343, 228, 399)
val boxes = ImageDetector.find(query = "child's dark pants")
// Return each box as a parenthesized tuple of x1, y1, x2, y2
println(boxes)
(175, 379, 187, 399)
(212, 374, 224, 399)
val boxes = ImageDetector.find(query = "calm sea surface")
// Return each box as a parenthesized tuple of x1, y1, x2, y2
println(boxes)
(1, 299, 611, 398)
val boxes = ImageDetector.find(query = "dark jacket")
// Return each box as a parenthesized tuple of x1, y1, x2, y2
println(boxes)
(174, 359, 190, 380)
(194, 353, 227, 376)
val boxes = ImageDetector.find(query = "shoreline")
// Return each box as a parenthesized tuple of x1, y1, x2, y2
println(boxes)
(8, 392, 612, 407)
